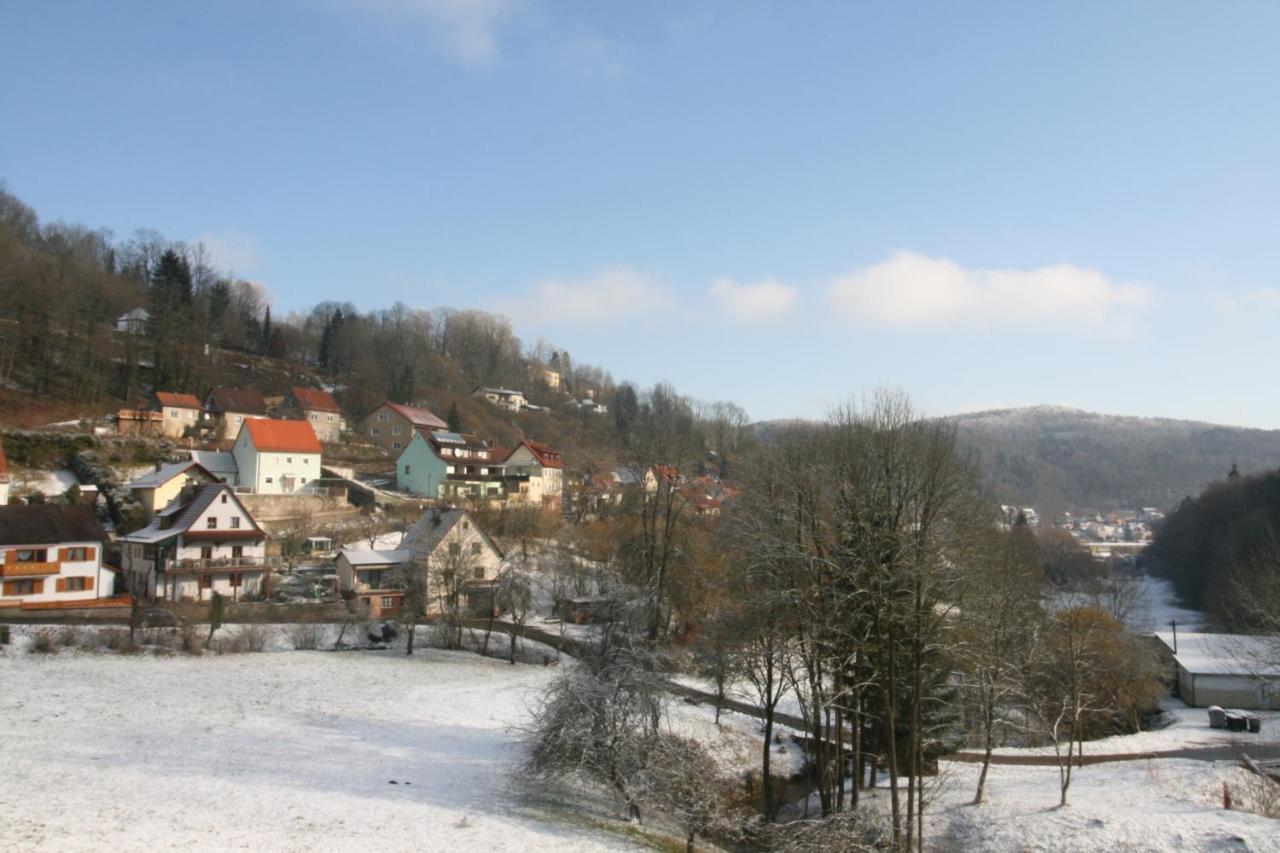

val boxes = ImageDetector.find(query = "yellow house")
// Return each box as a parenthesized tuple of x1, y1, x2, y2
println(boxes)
(126, 461, 220, 522)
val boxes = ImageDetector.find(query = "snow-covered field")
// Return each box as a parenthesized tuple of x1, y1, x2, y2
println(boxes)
(0, 645, 638, 852)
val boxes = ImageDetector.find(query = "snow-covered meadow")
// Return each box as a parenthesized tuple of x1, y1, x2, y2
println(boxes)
(0, 644, 639, 852)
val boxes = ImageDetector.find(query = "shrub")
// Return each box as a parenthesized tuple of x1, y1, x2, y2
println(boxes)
(29, 629, 58, 654)
(289, 621, 324, 651)
(56, 625, 82, 648)
(101, 628, 139, 654)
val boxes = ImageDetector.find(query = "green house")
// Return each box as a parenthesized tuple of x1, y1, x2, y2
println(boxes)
(395, 431, 447, 498)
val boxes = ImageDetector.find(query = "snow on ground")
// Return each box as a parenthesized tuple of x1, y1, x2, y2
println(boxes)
(341, 530, 405, 551)
(1132, 572, 1206, 633)
(0, 646, 640, 852)
(14, 467, 80, 497)
(923, 757, 1280, 852)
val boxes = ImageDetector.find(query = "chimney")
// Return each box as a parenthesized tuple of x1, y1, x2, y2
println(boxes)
(155, 461, 163, 472)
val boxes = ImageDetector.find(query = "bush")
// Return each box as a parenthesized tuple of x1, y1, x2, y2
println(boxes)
(29, 629, 58, 654)
(101, 628, 140, 654)
(289, 621, 324, 651)
(232, 623, 269, 653)
(56, 625, 82, 648)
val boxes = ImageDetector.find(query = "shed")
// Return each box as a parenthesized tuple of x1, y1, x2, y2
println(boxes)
(1158, 632, 1280, 710)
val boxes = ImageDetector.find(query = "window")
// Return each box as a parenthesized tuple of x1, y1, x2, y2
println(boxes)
(327, 415, 334, 422)
(220, 494, 228, 504)
(448, 543, 461, 557)
(371, 426, 381, 437)
(65, 577, 89, 592)
(392, 442, 401, 450)
(5, 579, 40, 596)
(377, 412, 389, 422)
(462, 521, 470, 531)
(365, 570, 383, 588)
(232, 545, 243, 559)
(66, 547, 89, 561)
(170, 410, 178, 418)
(404, 465, 411, 475)
(473, 566, 485, 580)
(392, 426, 401, 436)
(201, 546, 213, 560)
(471, 542, 481, 555)
(198, 574, 212, 590)
(207, 516, 218, 529)
(16, 549, 48, 563)
(265, 477, 273, 484)
(230, 517, 241, 529)
(229, 572, 242, 588)
(381, 596, 397, 608)
(286, 457, 293, 464)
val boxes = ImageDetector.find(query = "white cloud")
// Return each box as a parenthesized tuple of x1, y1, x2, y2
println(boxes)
(321, 0, 518, 67)
(826, 251, 1152, 331)
(196, 230, 262, 275)
(709, 277, 798, 324)
(509, 267, 671, 325)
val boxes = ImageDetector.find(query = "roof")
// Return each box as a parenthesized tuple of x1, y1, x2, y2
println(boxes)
(381, 401, 447, 430)
(205, 387, 267, 415)
(127, 460, 218, 490)
(154, 391, 202, 410)
(1158, 632, 1280, 678)
(403, 507, 504, 563)
(120, 484, 264, 545)
(0, 504, 104, 546)
(118, 308, 150, 321)
(506, 440, 563, 469)
(427, 431, 494, 457)
(188, 450, 239, 477)
(339, 549, 413, 567)
(291, 386, 340, 414)
(0, 435, 8, 483)
(474, 386, 524, 397)
(241, 419, 322, 454)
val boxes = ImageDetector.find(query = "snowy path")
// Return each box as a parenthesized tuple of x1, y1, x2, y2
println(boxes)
(0, 649, 637, 852)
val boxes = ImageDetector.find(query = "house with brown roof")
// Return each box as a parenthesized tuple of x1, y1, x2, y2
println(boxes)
(0, 504, 112, 605)
(154, 391, 203, 439)
(204, 387, 269, 442)
(0, 435, 10, 506)
(359, 401, 448, 454)
(283, 386, 342, 443)
(503, 440, 564, 511)
(119, 483, 271, 603)
(232, 419, 323, 495)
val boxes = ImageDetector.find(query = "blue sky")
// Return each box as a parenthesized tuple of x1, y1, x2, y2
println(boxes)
(4, 2, 1280, 426)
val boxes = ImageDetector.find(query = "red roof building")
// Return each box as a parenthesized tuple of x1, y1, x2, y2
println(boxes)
(240, 419, 323, 454)
(154, 391, 202, 410)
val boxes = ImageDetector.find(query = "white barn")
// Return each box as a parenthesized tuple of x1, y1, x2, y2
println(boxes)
(1159, 632, 1280, 711)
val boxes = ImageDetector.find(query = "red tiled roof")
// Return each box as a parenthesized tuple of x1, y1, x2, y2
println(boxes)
(383, 401, 447, 430)
(291, 386, 340, 413)
(155, 391, 201, 410)
(242, 419, 321, 453)
(517, 440, 563, 469)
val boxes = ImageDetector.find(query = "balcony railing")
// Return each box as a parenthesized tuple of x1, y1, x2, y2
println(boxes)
(0, 561, 60, 578)
(164, 556, 284, 573)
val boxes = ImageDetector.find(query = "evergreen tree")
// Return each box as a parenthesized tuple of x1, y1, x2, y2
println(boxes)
(447, 401, 462, 432)
(259, 306, 273, 355)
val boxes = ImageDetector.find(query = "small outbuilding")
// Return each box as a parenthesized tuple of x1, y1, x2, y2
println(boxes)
(1159, 632, 1280, 711)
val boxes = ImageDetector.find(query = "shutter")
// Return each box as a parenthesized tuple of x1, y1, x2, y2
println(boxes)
(56, 578, 67, 593)
(60, 548, 71, 561)
(85, 547, 95, 561)
(3, 581, 13, 596)
(85, 577, 94, 591)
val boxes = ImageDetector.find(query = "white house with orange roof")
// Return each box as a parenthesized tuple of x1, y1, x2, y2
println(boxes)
(231, 419, 322, 495)
(503, 440, 564, 511)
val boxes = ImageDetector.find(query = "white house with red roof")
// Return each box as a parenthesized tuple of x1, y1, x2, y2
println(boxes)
(284, 386, 342, 443)
(359, 401, 448, 454)
(119, 483, 271, 602)
(232, 419, 323, 494)
(154, 391, 203, 439)
(503, 440, 564, 511)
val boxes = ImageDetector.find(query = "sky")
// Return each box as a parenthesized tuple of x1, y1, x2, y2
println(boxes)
(4, 2, 1280, 427)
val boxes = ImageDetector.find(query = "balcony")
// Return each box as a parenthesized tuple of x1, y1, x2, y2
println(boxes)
(163, 556, 284, 574)
(0, 561, 59, 578)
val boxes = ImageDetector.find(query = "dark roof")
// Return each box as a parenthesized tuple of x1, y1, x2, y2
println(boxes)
(403, 507, 504, 562)
(0, 504, 104, 546)
(127, 460, 218, 490)
(381, 402, 447, 430)
(205, 387, 267, 415)
(122, 484, 265, 544)
(291, 387, 340, 414)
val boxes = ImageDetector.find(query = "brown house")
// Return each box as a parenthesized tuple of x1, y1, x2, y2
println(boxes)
(204, 388, 268, 442)
(283, 387, 342, 443)
(359, 401, 447, 454)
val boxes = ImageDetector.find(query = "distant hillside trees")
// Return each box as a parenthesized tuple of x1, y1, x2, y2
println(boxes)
(1147, 467, 1280, 630)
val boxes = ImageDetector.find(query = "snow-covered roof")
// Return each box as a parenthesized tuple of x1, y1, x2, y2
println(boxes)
(128, 460, 216, 490)
(339, 549, 412, 567)
(1158, 632, 1280, 677)
(189, 451, 239, 478)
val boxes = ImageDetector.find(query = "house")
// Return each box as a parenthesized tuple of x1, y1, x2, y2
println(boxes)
(541, 368, 561, 391)
(1159, 632, 1280, 710)
(0, 504, 112, 605)
(472, 386, 528, 412)
(360, 401, 448, 455)
(127, 460, 220, 521)
(188, 450, 240, 485)
(232, 419, 322, 495)
(119, 483, 271, 602)
(115, 307, 150, 334)
(405, 507, 503, 616)
(335, 548, 413, 618)
(502, 440, 564, 511)
(153, 392, 203, 439)
(284, 387, 342, 443)
(204, 387, 268, 442)
(395, 431, 505, 502)
(0, 435, 10, 506)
